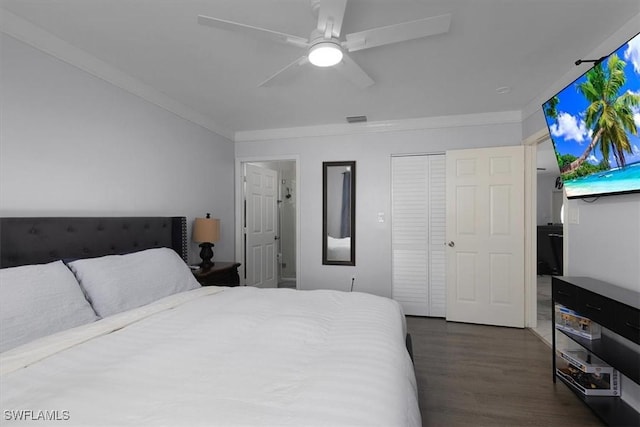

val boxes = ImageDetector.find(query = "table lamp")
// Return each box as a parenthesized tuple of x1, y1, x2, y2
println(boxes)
(192, 213, 220, 269)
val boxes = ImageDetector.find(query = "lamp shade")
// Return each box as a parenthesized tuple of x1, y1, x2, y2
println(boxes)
(192, 217, 220, 243)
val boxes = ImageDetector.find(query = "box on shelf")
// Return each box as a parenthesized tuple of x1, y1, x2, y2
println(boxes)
(555, 305, 601, 340)
(555, 349, 619, 396)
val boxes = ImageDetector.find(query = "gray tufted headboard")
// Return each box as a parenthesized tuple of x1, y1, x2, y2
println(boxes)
(0, 217, 187, 268)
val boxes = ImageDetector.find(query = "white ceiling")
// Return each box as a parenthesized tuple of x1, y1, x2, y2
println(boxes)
(1, 0, 639, 140)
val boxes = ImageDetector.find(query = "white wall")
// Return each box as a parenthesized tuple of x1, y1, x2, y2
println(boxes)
(0, 34, 235, 264)
(236, 121, 522, 297)
(565, 196, 640, 289)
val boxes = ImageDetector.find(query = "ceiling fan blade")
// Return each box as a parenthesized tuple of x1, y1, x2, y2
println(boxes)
(343, 13, 451, 52)
(335, 53, 374, 88)
(258, 56, 309, 87)
(197, 15, 309, 49)
(317, 0, 347, 38)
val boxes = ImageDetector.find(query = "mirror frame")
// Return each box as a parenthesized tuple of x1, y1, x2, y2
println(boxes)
(322, 161, 356, 266)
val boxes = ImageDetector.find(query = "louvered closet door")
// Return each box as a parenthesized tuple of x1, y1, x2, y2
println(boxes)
(392, 155, 446, 317)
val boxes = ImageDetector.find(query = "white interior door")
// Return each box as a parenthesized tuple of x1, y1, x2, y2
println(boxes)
(446, 146, 525, 328)
(391, 154, 446, 317)
(245, 163, 277, 288)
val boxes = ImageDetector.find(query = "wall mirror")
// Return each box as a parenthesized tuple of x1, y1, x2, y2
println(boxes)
(323, 161, 356, 266)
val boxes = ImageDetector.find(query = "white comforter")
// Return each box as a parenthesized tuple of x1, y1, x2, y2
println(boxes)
(1, 287, 420, 426)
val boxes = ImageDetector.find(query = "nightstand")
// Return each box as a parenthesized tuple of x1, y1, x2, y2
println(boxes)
(192, 262, 241, 287)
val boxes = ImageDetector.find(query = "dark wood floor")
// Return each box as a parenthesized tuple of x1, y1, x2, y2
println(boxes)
(407, 316, 604, 427)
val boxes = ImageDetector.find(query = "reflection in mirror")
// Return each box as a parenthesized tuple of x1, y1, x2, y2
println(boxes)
(323, 161, 356, 265)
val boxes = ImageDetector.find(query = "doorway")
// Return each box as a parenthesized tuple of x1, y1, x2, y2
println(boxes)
(236, 158, 299, 289)
(532, 135, 563, 343)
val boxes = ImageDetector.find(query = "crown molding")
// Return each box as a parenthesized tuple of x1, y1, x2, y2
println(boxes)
(234, 110, 522, 142)
(1, 9, 234, 141)
(523, 128, 550, 147)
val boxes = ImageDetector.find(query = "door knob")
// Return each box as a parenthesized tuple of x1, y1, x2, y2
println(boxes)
(448, 241, 455, 247)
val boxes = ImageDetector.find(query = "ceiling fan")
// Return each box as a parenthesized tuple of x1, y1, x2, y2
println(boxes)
(197, 0, 451, 88)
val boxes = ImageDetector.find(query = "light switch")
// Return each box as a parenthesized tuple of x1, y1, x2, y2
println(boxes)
(569, 206, 579, 224)
(377, 212, 385, 223)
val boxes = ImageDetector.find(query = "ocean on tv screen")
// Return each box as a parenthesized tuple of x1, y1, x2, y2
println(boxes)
(563, 161, 640, 198)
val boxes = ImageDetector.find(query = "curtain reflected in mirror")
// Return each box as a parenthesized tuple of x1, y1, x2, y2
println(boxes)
(323, 161, 355, 265)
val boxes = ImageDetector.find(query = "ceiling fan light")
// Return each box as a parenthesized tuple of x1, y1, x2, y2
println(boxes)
(308, 42, 343, 67)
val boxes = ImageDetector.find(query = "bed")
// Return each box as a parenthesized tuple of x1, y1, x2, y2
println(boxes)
(0, 217, 420, 426)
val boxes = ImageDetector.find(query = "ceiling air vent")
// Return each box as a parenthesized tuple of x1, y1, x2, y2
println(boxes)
(346, 115, 367, 123)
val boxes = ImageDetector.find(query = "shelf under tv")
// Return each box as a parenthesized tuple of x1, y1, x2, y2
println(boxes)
(551, 276, 640, 427)
(555, 374, 639, 426)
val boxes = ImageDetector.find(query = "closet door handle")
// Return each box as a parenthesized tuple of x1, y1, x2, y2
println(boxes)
(447, 241, 455, 247)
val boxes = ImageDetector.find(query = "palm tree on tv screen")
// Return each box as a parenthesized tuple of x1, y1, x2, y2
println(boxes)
(560, 54, 639, 175)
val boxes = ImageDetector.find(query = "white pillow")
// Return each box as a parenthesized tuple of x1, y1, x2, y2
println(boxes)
(0, 260, 98, 353)
(67, 248, 201, 318)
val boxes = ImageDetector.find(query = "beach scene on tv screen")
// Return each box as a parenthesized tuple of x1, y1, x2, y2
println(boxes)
(543, 33, 640, 198)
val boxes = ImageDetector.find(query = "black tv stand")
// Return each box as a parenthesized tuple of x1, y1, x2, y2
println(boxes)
(551, 276, 640, 426)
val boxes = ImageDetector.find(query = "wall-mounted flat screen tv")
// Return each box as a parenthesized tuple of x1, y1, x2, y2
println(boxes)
(542, 32, 640, 199)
